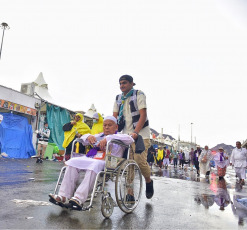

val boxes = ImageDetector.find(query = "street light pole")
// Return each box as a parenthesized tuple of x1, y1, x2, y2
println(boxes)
(0, 22, 10, 60)
(191, 122, 193, 143)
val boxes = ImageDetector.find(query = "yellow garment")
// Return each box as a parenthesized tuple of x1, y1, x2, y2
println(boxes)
(157, 149, 164, 161)
(75, 142, 80, 153)
(91, 113, 103, 135)
(62, 113, 91, 148)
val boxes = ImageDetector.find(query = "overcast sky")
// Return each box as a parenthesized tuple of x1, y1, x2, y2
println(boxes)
(1, 0, 247, 147)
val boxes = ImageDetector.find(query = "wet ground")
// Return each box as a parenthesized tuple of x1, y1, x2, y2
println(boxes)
(0, 158, 247, 229)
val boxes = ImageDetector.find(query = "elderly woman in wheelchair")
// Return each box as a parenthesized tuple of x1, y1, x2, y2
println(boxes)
(49, 116, 141, 216)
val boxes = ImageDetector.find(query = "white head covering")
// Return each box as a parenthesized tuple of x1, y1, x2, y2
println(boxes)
(0, 114, 3, 121)
(104, 116, 117, 124)
(92, 112, 99, 119)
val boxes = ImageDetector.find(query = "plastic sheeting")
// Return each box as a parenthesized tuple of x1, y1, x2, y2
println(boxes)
(0, 113, 36, 158)
(46, 104, 71, 150)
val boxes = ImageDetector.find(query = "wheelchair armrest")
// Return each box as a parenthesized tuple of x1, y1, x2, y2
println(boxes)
(75, 138, 84, 144)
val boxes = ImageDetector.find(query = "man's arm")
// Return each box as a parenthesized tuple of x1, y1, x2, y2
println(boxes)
(113, 112, 118, 119)
(230, 150, 234, 165)
(63, 122, 73, 131)
(130, 108, 147, 140)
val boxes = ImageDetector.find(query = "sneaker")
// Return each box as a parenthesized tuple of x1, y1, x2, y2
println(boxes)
(146, 180, 154, 199)
(36, 158, 42, 163)
(126, 194, 135, 203)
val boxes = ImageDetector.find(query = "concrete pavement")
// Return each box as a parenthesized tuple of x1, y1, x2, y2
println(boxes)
(0, 158, 246, 229)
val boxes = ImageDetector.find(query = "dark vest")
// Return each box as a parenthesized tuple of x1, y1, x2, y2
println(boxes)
(116, 89, 149, 129)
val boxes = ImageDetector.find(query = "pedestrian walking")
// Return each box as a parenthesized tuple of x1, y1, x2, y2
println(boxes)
(156, 146, 164, 169)
(172, 150, 178, 168)
(163, 146, 170, 169)
(194, 145, 202, 176)
(214, 147, 229, 179)
(147, 145, 156, 169)
(36, 122, 50, 163)
(230, 141, 247, 185)
(179, 150, 185, 169)
(199, 145, 212, 178)
(113, 75, 154, 199)
(189, 148, 194, 170)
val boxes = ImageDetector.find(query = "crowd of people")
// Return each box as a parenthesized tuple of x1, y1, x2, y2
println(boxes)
(147, 142, 247, 185)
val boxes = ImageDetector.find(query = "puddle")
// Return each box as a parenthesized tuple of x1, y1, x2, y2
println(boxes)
(12, 199, 52, 207)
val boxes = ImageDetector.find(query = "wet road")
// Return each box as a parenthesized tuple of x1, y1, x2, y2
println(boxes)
(0, 158, 247, 229)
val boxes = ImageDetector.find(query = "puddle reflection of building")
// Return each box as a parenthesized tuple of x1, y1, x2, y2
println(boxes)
(214, 178, 230, 211)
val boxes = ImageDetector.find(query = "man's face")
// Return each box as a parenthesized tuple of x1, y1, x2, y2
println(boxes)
(119, 80, 134, 95)
(103, 120, 118, 135)
(191, 148, 194, 151)
(236, 142, 241, 149)
(44, 124, 48, 129)
(205, 146, 208, 150)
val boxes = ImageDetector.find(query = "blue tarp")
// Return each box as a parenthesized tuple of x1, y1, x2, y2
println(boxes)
(46, 104, 71, 150)
(0, 113, 36, 158)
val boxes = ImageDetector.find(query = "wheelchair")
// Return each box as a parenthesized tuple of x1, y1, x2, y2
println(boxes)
(51, 138, 143, 218)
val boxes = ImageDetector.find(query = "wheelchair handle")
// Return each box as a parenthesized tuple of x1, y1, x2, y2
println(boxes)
(106, 139, 129, 149)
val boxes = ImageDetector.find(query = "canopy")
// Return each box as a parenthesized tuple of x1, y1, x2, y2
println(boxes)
(0, 113, 36, 158)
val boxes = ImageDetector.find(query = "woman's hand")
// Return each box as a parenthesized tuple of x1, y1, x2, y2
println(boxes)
(71, 121, 76, 125)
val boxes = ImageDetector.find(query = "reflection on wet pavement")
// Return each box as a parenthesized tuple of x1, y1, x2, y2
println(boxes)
(152, 165, 200, 182)
(1, 158, 247, 228)
(151, 165, 247, 227)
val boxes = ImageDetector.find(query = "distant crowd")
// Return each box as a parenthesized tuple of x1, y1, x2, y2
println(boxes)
(147, 142, 247, 185)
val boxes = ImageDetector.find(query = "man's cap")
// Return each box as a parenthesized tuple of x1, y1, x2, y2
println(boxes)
(119, 75, 136, 86)
(104, 116, 117, 124)
(218, 147, 224, 150)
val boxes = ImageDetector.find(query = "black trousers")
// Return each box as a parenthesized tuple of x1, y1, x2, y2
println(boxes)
(194, 161, 199, 171)
(173, 158, 178, 166)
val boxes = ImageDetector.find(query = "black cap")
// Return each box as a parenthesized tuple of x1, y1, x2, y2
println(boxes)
(119, 75, 136, 86)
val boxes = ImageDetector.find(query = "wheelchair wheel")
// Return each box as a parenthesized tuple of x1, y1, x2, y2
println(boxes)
(101, 196, 114, 218)
(115, 159, 142, 213)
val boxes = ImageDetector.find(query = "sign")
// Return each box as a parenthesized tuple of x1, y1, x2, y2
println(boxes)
(0, 99, 37, 116)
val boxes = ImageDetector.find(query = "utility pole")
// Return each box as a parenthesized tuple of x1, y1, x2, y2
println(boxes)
(0, 22, 10, 60)
(177, 124, 180, 151)
(191, 122, 193, 143)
